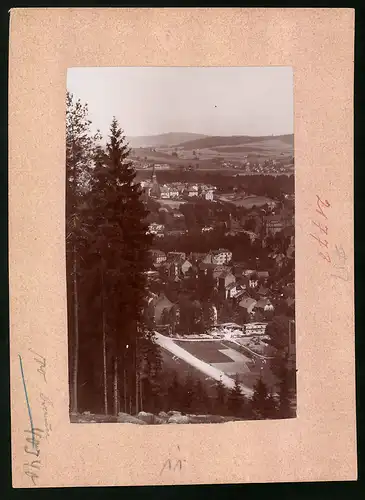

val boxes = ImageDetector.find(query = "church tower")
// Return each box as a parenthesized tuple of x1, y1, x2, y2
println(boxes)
(150, 165, 161, 198)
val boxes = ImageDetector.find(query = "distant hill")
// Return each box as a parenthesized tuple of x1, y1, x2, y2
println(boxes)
(127, 132, 208, 148)
(176, 134, 294, 150)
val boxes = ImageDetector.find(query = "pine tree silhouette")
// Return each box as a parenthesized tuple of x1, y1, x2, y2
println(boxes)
(192, 378, 211, 415)
(182, 373, 195, 414)
(214, 376, 227, 415)
(227, 374, 244, 417)
(167, 371, 183, 411)
(251, 377, 270, 419)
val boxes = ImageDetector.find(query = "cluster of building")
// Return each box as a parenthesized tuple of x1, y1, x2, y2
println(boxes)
(140, 167, 215, 201)
(147, 220, 187, 239)
(227, 206, 295, 239)
(160, 183, 215, 200)
(132, 160, 171, 170)
(140, 167, 295, 337)
(146, 247, 295, 330)
(146, 205, 295, 244)
(241, 160, 294, 175)
(220, 156, 294, 174)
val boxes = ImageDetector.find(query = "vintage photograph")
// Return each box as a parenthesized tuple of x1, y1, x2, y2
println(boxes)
(66, 66, 296, 425)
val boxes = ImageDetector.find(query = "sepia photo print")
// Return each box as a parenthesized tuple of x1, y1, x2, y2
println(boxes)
(66, 66, 296, 425)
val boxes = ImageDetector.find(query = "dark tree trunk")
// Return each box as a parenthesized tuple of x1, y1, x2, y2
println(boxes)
(70, 246, 80, 414)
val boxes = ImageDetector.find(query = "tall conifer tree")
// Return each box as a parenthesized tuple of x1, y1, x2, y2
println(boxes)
(227, 375, 244, 417)
(66, 92, 100, 414)
(86, 117, 153, 414)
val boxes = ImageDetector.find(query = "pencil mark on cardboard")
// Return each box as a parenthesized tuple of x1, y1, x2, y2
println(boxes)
(160, 445, 186, 475)
(19, 351, 52, 485)
(28, 348, 47, 383)
(310, 195, 350, 281)
(19, 354, 36, 449)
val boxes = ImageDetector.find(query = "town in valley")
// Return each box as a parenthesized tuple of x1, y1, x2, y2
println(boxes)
(134, 155, 296, 423)
(67, 66, 296, 425)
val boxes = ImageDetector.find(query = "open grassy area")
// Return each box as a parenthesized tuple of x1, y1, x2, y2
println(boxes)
(174, 340, 235, 363)
(217, 194, 276, 208)
(162, 339, 279, 393)
(159, 345, 218, 396)
(157, 199, 187, 208)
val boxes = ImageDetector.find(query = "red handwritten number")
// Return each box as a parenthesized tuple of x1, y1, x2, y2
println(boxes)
(331, 269, 349, 281)
(312, 220, 329, 235)
(310, 195, 331, 264)
(334, 244, 347, 262)
(310, 233, 329, 248)
(319, 251, 331, 263)
(315, 195, 331, 220)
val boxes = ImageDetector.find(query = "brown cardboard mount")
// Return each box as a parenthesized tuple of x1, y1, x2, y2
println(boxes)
(9, 8, 356, 487)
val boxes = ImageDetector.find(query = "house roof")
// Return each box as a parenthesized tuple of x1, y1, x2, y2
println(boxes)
(275, 253, 285, 261)
(167, 230, 186, 235)
(256, 298, 273, 309)
(257, 271, 269, 278)
(154, 294, 174, 309)
(286, 246, 295, 258)
(213, 270, 226, 279)
(150, 249, 165, 256)
(202, 253, 213, 264)
(239, 297, 257, 309)
(213, 265, 231, 276)
(226, 282, 237, 290)
(141, 180, 154, 188)
(242, 269, 256, 276)
(242, 230, 258, 239)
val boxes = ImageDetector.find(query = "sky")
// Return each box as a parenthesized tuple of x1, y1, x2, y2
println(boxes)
(67, 66, 293, 138)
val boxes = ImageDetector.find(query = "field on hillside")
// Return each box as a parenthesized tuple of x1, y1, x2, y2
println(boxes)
(212, 137, 293, 155)
(177, 134, 294, 150)
(130, 135, 294, 168)
(218, 194, 276, 208)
